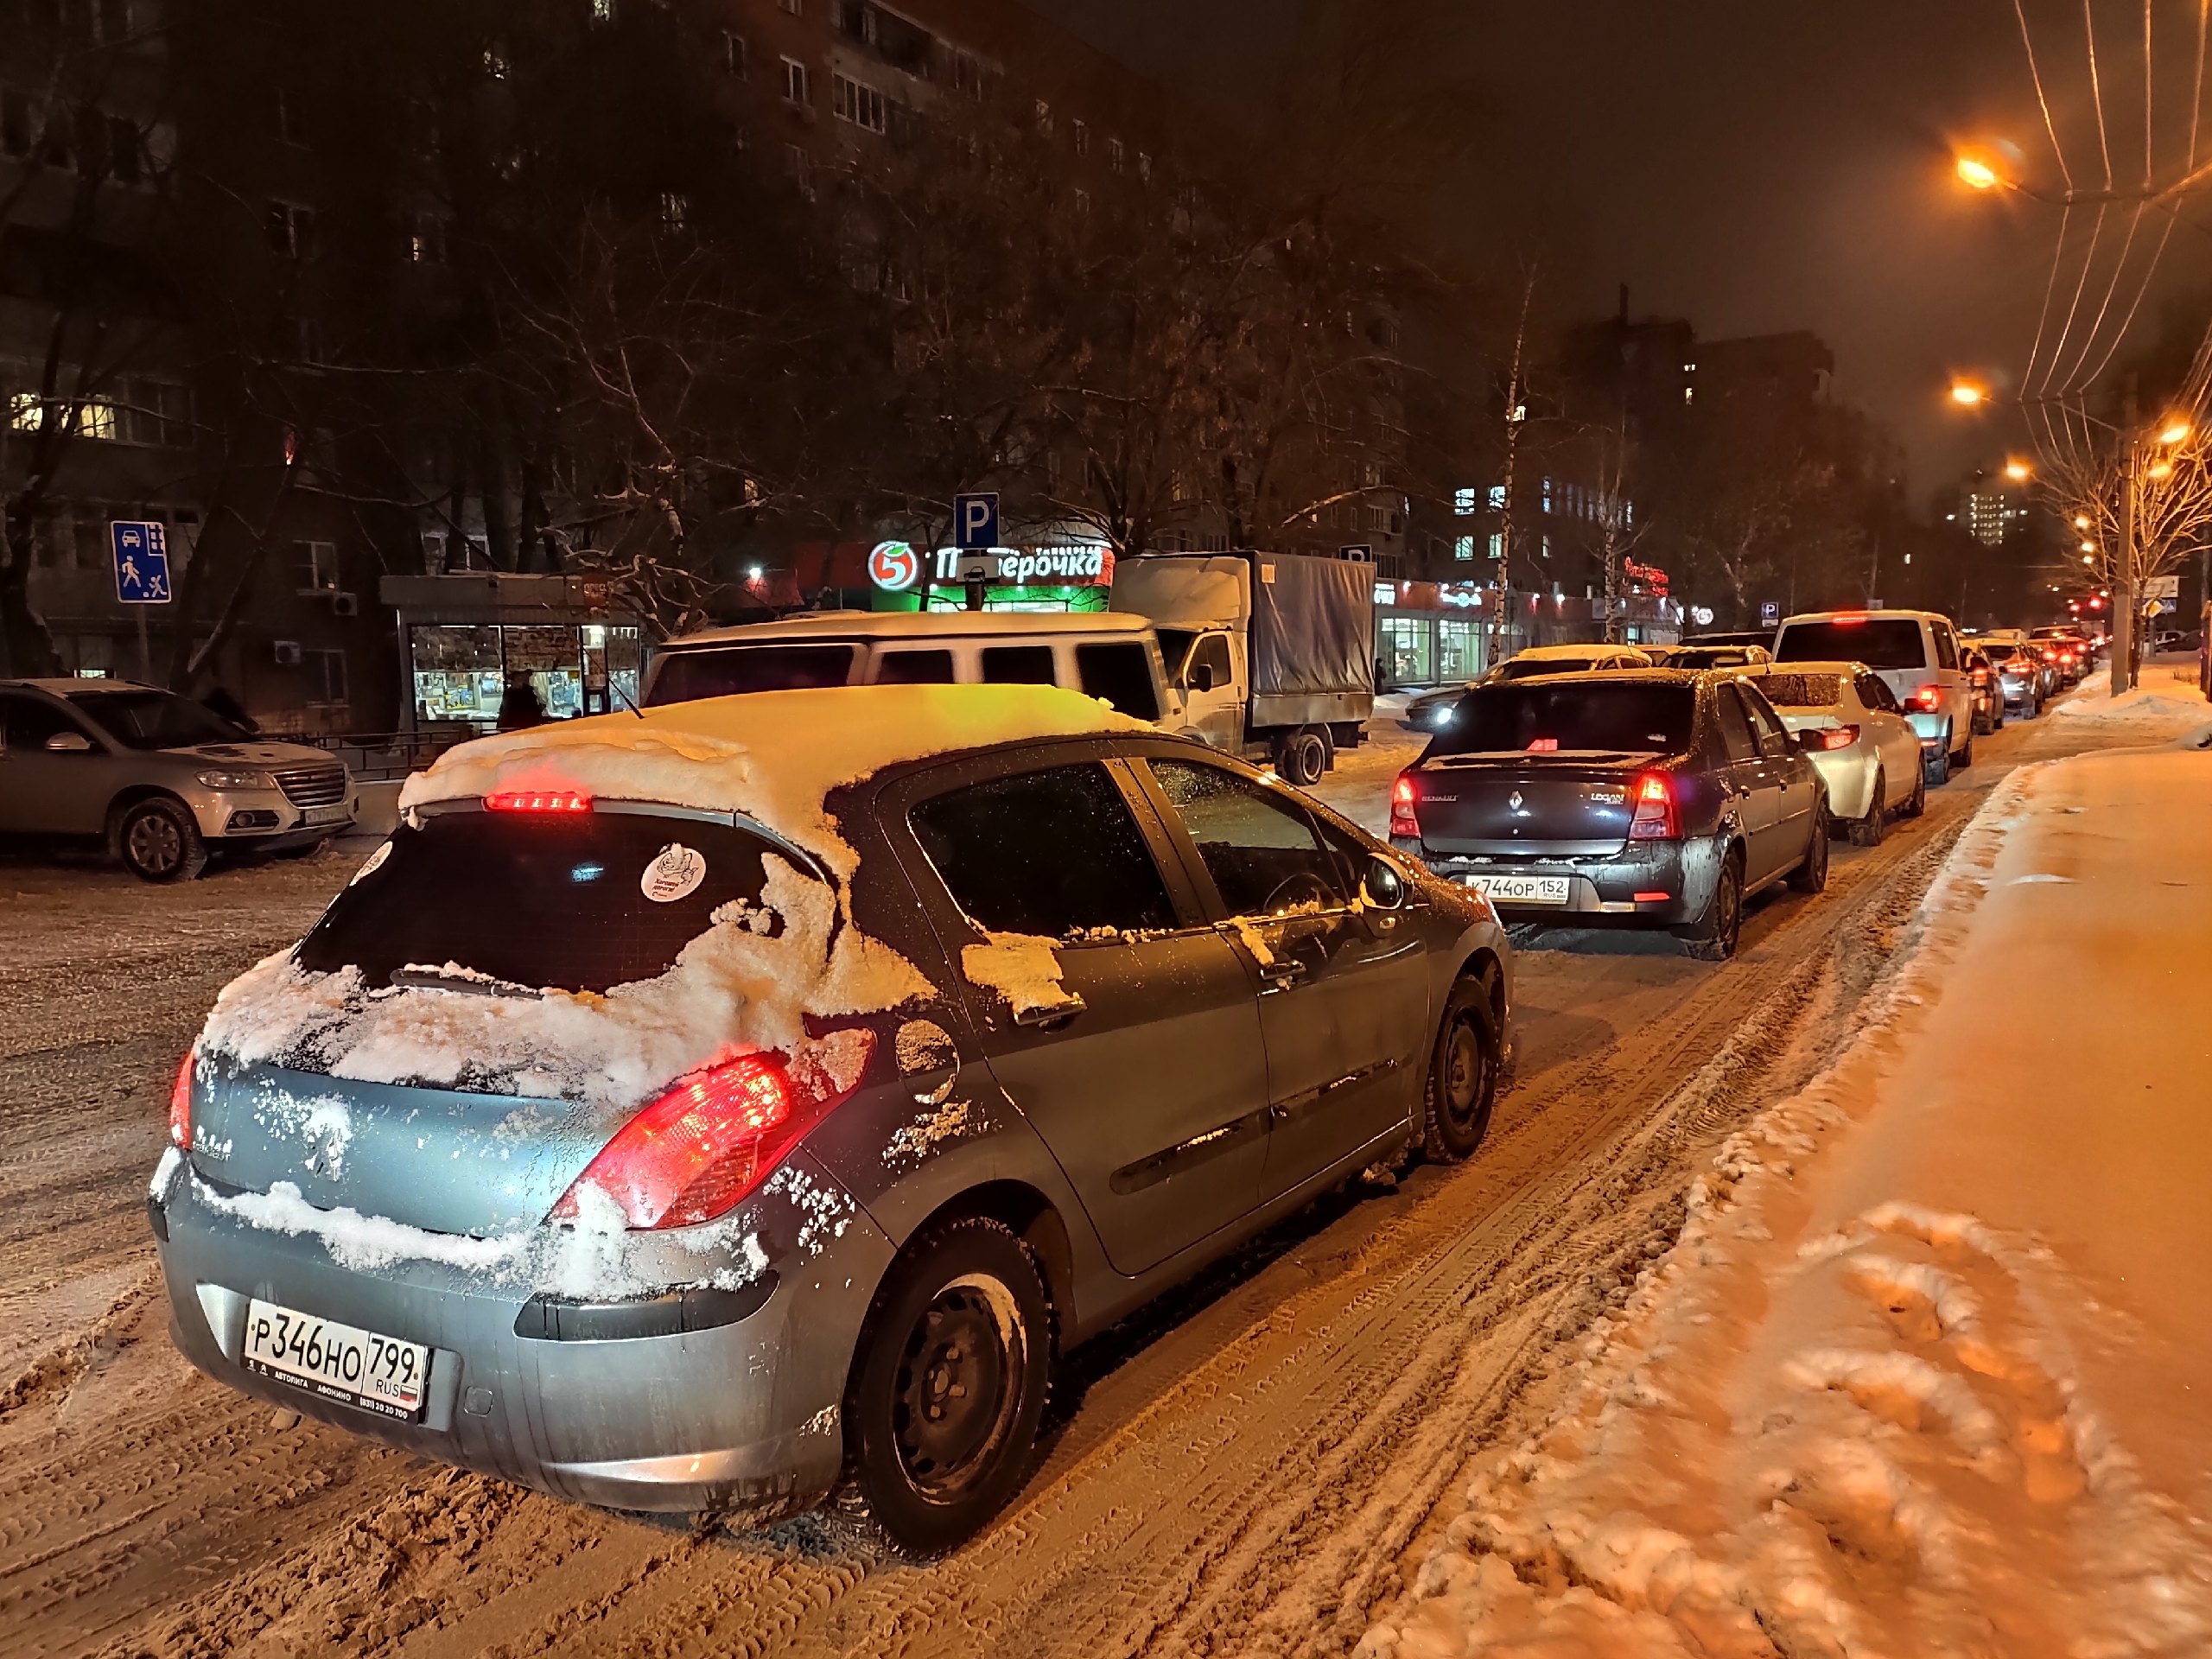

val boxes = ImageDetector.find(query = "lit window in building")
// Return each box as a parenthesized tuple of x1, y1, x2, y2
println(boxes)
(1454, 536, 1475, 560)
(1454, 486, 1477, 515)
(1487, 485, 1505, 510)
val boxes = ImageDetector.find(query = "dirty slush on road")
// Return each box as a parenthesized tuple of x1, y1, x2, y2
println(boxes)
(0, 713, 2111, 1659)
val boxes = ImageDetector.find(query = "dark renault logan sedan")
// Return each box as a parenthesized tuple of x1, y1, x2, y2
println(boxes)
(150, 685, 1511, 1554)
(1389, 671, 1830, 959)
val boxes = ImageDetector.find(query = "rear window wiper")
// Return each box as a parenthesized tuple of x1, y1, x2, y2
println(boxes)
(386, 965, 547, 1000)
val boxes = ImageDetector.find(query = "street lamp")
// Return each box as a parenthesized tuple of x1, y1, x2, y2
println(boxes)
(2148, 460, 2175, 480)
(2158, 420, 2192, 446)
(2005, 458, 2032, 481)
(1955, 153, 2003, 191)
(1949, 381, 1989, 407)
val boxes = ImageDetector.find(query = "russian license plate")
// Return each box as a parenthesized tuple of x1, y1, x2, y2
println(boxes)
(243, 1298, 429, 1421)
(1466, 873, 1572, 906)
(302, 804, 351, 826)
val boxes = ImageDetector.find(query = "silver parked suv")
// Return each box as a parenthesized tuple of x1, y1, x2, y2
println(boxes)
(0, 678, 357, 880)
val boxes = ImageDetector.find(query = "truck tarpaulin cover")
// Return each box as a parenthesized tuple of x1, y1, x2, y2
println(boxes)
(1251, 556, 1375, 699)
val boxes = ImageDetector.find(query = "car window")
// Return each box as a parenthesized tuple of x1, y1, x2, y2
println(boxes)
(296, 813, 807, 995)
(1714, 684, 1760, 764)
(1076, 641, 1160, 720)
(645, 644, 857, 703)
(980, 645, 1058, 686)
(1857, 672, 1897, 712)
(67, 690, 244, 750)
(1755, 672, 1842, 709)
(1427, 682, 1695, 756)
(0, 694, 87, 752)
(1933, 626, 1959, 671)
(874, 648, 955, 684)
(1737, 683, 1792, 754)
(1189, 633, 1232, 688)
(1775, 619, 1926, 670)
(911, 761, 1177, 938)
(1148, 757, 1350, 917)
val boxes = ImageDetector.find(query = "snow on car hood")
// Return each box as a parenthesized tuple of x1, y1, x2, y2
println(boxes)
(197, 684, 1144, 1109)
(182, 741, 345, 768)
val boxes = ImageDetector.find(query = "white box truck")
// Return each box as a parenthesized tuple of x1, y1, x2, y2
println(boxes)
(1110, 550, 1374, 784)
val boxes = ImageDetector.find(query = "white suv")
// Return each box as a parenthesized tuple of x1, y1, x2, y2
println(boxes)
(1772, 609, 1975, 783)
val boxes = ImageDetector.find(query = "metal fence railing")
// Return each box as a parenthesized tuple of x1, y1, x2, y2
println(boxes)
(298, 728, 482, 783)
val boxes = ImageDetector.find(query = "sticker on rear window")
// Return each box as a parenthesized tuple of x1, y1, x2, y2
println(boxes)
(349, 840, 393, 885)
(641, 843, 707, 903)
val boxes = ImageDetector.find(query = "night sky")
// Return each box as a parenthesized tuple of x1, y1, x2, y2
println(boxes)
(1029, 0, 2212, 496)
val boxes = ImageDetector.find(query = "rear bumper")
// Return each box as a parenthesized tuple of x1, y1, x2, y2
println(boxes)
(147, 1150, 890, 1518)
(1395, 836, 1722, 927)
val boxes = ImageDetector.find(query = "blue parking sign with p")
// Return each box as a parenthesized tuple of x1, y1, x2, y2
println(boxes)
(112, 520, 172, 604)
(954, 492, 999, 551)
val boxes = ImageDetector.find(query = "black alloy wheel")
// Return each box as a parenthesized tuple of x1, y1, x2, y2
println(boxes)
(841, 1218, 1052, 1555)
(1677, 849, 1743, 962)
(116, 797, 207, 883)
(1421, 976, 1500, 1162)
(1789, 803, 1830, 892)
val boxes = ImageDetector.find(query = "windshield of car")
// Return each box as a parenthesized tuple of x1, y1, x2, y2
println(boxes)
(1776, 619, 1924, 670)
(1754, 672, 1843, 709)
(1669, 647, 1751, 668)
(1154, 628, 1196, 673)
(1427, 681, 1695, 757)
(67, 689, 247, 750)
(645, 643, 858, 705)
(1496, 656, 1600, 680)
(297, 811, 817, 994)
(2030, 627, 2082, 641)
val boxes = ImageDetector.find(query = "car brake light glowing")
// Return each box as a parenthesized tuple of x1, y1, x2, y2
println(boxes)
(1526, 736, 1560, 753)
(1628, 771, 1681, 840)
(1389, 772, 1421, 840)
(169, 1048, 195, 1151)
(1807, 724, 1859, 751)
(1833, 613, 1868, 626)
(485, 789, 593, 813)
(1910, 684, 1945, 712)
(1633, 890, 1672, 902)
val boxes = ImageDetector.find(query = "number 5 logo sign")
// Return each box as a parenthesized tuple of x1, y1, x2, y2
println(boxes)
(868, 539, 920, 593)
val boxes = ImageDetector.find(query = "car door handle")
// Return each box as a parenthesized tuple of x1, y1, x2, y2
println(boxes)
(1261, 959, 1310, 990)
(1013, 994, 1086, 1028)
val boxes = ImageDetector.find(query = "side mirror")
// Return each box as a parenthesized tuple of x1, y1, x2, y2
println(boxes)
(43, 730, 93, 753)
(1188, 661, 1216, 694)
(1361, 855, 1408, 911)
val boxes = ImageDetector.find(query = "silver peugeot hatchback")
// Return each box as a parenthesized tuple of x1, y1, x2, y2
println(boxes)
(150, 683, 1511, 1553)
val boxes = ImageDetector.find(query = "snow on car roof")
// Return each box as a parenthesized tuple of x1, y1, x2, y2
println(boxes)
(397, 683, 1150, 879)
(1510, 642, 1652, 660)
(661, 610, 1154, 647)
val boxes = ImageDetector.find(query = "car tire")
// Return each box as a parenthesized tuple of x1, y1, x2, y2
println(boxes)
(1420, 976, 1500, 1163)
(1924, 741, 1951, 789)
(1900, 758, 1928, 818)
(1275, 728, 1328, 786)
(114, 797, 207, 883)
(837, 1217, 1053, 1557)
(1789, 802, 1831, 891)
(1955, 728, 1974, 770)
(1675, 847, 1743, 962)
(1847, 772, 1886, 847)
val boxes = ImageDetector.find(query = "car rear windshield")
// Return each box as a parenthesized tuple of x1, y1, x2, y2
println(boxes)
(645, 644, 857, 705)
(1497, 657, 1600, 679)
(69, 690, 246, 750)
(1756, 672, 1843, 709)
(1427, 682, 1695, 757)
(296, 810, 815, 994)
(1776, 619, 1924, 670)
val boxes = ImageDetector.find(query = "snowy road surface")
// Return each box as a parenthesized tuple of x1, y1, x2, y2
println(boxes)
(0, 678, 2202, 1658)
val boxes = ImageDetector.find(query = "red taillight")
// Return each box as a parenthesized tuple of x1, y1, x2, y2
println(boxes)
(1971, 667, 1989, 687)
(169, 1049, 195, 1150)
(485, 789, 593, 812)
(1807, 724, 1859, 751)
(1910, 684, 1944, 712)
(1526, 736, 1560, 753)
(1390, 773, 1421, 840)
(1629, 771, 1680, 840)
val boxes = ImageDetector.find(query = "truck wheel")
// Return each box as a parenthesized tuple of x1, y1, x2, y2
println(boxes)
(1275, 728, 1328, 786)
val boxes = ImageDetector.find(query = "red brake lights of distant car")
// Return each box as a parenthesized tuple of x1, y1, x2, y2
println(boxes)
(1525, 736, 1560, 753)
(1910, 684, 1945, 712)
(485, 789, 594, 813)
(556, 1053, 800, 1230)
(169, 1048, 195, 1150)
(1628, 772, 1681, 840)
(1832, 613, 1868, 626)
(1389, 773, 1421, 840)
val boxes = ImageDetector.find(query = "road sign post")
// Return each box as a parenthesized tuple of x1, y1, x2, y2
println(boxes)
(111, 521, 172, 682)
(953, 492, 1000, 612)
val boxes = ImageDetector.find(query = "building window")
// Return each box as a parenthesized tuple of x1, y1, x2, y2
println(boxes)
(1452, 486, 1477, 515)
(266, 200, 315, 259)
(1108, 137, 1125, 172)
(780, 56, 810, 105)
(1071, 118, 1088, 156)
(590, 0, 614, 21)
(832, 73, 887, 133)
(406, 211, 449, 264)
(1137, 151, 1151, 181)
(1541, 477, 1553, 514)
(659, 191, 688, 232)
(1454, 536, 1475, 561)
(482, 45, 510, 79)
(1486, 484, 1506, 510)
(951, 50, 987, 99)
(1033, 99, 1052, 135)
(783, 143, 814, 197)
(76, 400, 118, 440)
(303, 647, 349, 707)
(838, 1, 876, 43)
(1488, 531, 1505, 560)
(1365, 504, 1390, 532)
(293, 540, 341, 593)
(722, 31, 747, 76)
(1072, 187, 1090, 215)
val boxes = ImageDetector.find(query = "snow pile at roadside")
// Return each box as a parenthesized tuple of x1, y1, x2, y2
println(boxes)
(2054, 677, 2203, 723)
(1361, 739, 2212, 1658)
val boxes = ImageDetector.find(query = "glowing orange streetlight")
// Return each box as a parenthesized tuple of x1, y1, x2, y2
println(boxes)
(2004, 459, 2031, 481)
(1955, 151, 2004, 191)
(2148, 460, 2175, 480)
(2158, 419, 2192, 445)
(1950, 381, 1989, 407)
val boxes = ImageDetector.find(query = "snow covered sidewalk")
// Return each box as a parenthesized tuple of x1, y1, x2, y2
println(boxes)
(1362, 721, 2212, 1657)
